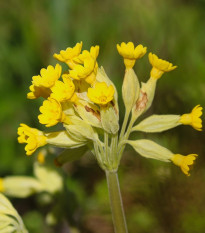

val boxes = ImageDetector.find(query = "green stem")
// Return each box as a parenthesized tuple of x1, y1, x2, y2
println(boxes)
(104, 131, 109, 165)
(111, 133, 118, 168)
(119, 109, 130, 140)
(117, 115, 135, 163)
(106, 171, 128, 233)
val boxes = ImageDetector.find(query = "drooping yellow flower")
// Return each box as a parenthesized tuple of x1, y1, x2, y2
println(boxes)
(32, 64, 62, 88)
(53, 42, 83, 68)
(38, 98, 71, 127)
(149, 53, 177, 79)
(87, 82, 115, 105)
(180, 105, 203, 131)
(27, 84, 51, 99)
(0, 178, 4, 192)
(50, 74, 77, 102)
(69, 57, 97, 85)
(171, 154, 198, 176)
(117, 42, 147, 69)
(17, 124, 47, 156)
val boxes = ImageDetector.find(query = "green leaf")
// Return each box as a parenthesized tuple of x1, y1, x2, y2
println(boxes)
(55, 146, 88, 166)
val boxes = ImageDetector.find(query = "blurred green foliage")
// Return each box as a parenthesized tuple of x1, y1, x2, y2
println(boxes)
(0, 0, 205, 232)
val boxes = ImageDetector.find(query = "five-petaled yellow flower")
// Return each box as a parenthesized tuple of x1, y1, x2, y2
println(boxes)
(69, 57, 97, 85)
(149, 53, 177, 79)
(51, 74, 77, 102)
(38, 98, 71, 127)
(53, 42, 83, 68)
(117, 42, 147, 69)
(32, 64, 62, 88)
(87, 82, 115, 105)
(74, 45, 99, 63)
(171, 154, 198, 176)
(27, 84, 51, 99)
(180, 105, 203, 131)
(17, 124, 47, 156)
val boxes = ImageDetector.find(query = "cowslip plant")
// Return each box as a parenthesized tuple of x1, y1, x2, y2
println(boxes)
(17, 41, 202, 233)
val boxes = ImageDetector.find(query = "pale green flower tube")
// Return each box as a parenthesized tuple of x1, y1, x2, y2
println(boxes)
(132, 114, 180, 133)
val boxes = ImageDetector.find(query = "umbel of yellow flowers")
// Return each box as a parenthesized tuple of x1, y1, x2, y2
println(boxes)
(17, 41, 202, 176)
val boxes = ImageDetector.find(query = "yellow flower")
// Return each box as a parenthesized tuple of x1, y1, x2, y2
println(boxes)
(17, 124, 47, 156)
(38, 98, 71, 127)
(69, 57, 97, 85)
(50, 74, 77, 102)
(117, 42, 147, 69)
(32, 64, 62, 88)
(67, 45, 100, 85)
(149, 53, 177, 79)
(53, 42, 83, 68)
(74, 45, 100, 63)
(27, 84, 51, 99)
(171, 154, 198, 176)
(87, 82, 115, 105)
(37, 150, 46, 164)
(180, 105, 203, 131)
(0, 178, 4, 192)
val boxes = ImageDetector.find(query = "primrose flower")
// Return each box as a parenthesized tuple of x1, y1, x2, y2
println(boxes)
(53, 42, 83, 68)
(74, 45, 100, 63)
(17, 124, 47, 156)
(149, 53, 177, 79)
(69, 57, 97, 84)
(171, 154, 198, 176)
(68, 45, 100, 85)
(50, 74, 77, 102)
(32, 64, 62, 88)
(27, 84, 51, 99)
(180, 105, 203, 131)
(87, 82, 115, 105)
(38, 98, 71, 127)
(117, 42, 147, 69)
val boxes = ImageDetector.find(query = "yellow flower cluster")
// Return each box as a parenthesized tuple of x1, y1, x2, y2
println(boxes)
(17, 41, 202, 177)
(18, 42, 116, 156)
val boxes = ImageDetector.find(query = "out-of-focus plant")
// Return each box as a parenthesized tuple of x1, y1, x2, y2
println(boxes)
(0, 149, 63, 198)
(0, 149, 84, 230)
(15, 41, 202, 233)
(0, 193, 28, 233)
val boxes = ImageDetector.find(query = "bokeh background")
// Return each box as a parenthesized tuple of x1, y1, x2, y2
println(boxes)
(0, 0, 205, 232)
